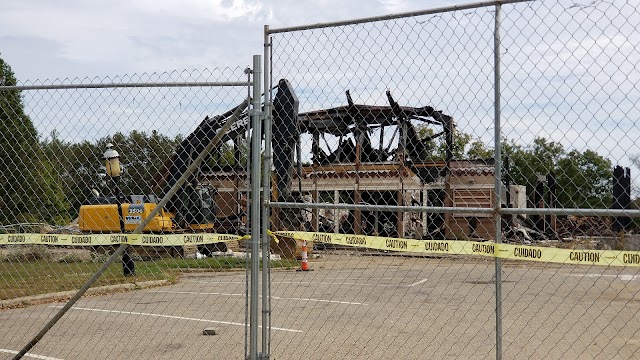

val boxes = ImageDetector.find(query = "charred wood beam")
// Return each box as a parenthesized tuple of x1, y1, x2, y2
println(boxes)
(312, 130, 320, 165)
(347, 90, 363, 234)
(613, 165, 632, 232)
(534, 174, 546, 233)
(547, 172, 557, 234)
(386, 90, 407, 162)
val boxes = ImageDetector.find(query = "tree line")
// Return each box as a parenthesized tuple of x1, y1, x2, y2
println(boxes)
(418, 125, 614, 209)
(1, 57, 68, 225)
(40, 130, 184, 223)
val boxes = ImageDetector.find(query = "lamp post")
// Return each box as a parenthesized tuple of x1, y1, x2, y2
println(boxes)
(104, 143, 134, 276)
(104, 143, 122, 196)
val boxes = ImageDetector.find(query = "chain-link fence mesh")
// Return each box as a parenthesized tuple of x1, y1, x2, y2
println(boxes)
(499, 1, 640, 359)
(3, 0, 640, 359)
(266, 0, 640, 359)
(0, 67, 284, 359)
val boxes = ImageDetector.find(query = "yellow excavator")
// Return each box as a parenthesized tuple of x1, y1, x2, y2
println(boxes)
(77, 185, 215, 233)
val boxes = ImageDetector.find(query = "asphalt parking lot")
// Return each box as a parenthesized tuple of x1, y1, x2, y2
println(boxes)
(1, 254, 640, 360)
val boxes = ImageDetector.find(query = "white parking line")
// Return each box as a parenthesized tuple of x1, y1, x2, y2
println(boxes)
(50, 306, 301, 333)
(0, 348, 63, 360)
(154, 290, 368, 305)
(185, 279, 404, 287)
(154, 290, 244, 297)
(271, 295, 367, 305)
(569, 274, 638, 281)
(184, 280, 246, 285)
(410, 278, 429, 287)
(272, 281, 403, 288)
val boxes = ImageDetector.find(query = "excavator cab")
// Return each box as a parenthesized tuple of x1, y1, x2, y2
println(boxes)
(183, 184, 216, 231)
(171, 181, 217, 232)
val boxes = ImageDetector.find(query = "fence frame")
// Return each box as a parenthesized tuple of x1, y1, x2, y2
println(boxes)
(0, 74, 255, 360)
(263, 1, 640, 359)
(3, 0, 640, 358)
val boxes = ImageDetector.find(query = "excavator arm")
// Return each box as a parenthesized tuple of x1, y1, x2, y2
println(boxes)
(153, 79, 299, 230)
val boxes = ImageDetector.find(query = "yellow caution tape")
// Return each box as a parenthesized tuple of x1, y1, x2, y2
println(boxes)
(267, 230, 279, 244)
(275, 231, 640, 267)
(6, 231, 640, 267)
(0, 233, 243, 247)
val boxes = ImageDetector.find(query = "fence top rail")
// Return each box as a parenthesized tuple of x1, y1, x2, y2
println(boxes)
(0, 81, 251, 91)
(266, 0, 533, 34)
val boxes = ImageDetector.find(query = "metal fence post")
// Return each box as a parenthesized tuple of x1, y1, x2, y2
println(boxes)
(249, 54, 263, 360)
(493, 4, 503, 360)
(261, 25, 273, 360)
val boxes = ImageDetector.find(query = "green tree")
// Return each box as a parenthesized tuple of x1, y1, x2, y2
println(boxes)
(101, 131, 182, 198)
(467, 139, 494, 159)
(556, 150, 612, 208)
(42, 130, 184, 218)
(0, 56, 70, 225)
(42, 133, 101, 216)
(408, 127, 613, 209)
(503, 137, 612, 209)
(211, 140, 249, 169)
(503, 137, 565, 207)
(415, 124, 491, 160)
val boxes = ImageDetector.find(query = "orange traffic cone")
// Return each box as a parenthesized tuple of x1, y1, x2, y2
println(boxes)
(298, 240, 312, 271)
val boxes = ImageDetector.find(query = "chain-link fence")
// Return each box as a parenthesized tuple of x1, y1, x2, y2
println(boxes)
(0, 64, 279, 359)
(3, 0, 640, 359)
(265, 0, 640, 359)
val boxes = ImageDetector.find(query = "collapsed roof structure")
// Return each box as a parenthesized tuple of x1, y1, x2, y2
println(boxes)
(297, 90, 454, 184)
(279, 89, 502, 239)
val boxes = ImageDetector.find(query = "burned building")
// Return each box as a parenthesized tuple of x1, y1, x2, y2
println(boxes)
(288, 90, 524, 240)
(199, 83, 527, 241)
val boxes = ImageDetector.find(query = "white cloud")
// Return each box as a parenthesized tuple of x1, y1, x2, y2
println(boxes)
(129, 0, 263, 21)
(0, 0, 460, 78)
(378, 0, 412, 13)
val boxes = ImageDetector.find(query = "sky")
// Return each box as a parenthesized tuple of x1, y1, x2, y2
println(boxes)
(0, 0, 471, 138)
(1, 0, 464, 80)
(0, 0, 474, 144)
(2, 0, 640, 195)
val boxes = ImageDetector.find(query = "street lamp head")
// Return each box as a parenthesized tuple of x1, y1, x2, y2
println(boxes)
(104, 143, 122, 178)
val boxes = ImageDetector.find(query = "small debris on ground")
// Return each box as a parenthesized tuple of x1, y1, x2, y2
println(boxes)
(202, 328, 217, 336)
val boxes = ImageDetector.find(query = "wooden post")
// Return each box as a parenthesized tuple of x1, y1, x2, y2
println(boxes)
(624, 167, 631, 230)
(312, 131, 320, 231)
(312, 174, 318, 231)
(421, 187, 427, 238)
(535, 174, 546, 233)
(443, 115, 454, 240)
(374, 191, 380, 236)
(397, 188, 404, 238)
(547, 172, 557, 234)
(354, 142, 362, 235)
(334, 190, 340, 233)
(613, 165, 624, 233)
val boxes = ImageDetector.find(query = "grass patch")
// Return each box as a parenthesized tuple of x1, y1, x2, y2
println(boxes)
(0, 260, 172, 300)
(0, 255, 299, 301)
